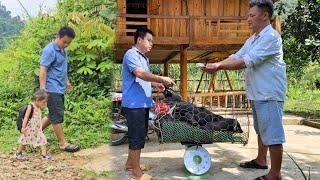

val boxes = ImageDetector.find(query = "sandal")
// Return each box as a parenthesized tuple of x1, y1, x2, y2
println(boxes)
(131, 173, 156, 180)
(125, 164, 153, 171)
(16, 152, 25, 161)
(60, 144, 80, 152)
(239, 160, 268, 169)
(254, 174, 268, 180)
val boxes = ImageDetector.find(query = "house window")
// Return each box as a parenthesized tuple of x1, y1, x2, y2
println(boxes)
(126, 0, 148, 36)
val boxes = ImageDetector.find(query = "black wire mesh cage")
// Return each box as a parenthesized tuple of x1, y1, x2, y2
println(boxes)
(154, 88, 250, 145)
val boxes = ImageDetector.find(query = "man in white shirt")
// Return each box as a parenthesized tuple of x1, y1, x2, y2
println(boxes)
(202, 1, 287, 180)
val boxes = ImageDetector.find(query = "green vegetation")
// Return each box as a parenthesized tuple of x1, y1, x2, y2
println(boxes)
(278, 0, 320, 81)
(285, 87, 320, 119)
(277, 0, 320, 119)
(0, 0, 116, 152)
(83, 170, 111, 179)
(0, 1, 24, 50)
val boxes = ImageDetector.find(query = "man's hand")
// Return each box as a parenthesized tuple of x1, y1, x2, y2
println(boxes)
(160, 76, 175, 87)
(66, 80, 72, 93)
(152, 82, 165, 92)
(202, 63, 220, 74)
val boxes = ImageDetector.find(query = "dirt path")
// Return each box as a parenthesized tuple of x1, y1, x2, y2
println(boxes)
(76, 125, 320, 180)
(1, 125, 319, 180)
(0, 152, 85, 180)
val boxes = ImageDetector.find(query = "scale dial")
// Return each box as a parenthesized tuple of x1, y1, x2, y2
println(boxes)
(183, 146, 212, 175)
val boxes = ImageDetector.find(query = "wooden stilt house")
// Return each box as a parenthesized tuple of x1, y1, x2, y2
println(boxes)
(115, 0, 281, 109)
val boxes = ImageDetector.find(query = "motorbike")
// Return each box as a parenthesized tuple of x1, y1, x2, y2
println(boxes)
(110, 92, 168, 146)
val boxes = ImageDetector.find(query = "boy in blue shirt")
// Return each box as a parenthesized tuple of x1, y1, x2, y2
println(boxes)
(122, 27, 175, 180)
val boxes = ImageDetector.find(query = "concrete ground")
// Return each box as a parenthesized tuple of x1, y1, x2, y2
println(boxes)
(76, 119, 320, 180)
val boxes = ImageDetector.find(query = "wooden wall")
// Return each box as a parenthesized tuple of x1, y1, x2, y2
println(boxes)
(185, 0, 249, 16)
(117, 0, 255, 44)
(148, 0, 188, 38)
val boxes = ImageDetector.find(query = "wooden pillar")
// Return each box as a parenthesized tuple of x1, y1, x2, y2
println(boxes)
(164, 62, 169, 76)
(208, 73, 217, 92)
(180, 45, 188, 101)
(224, 70, 234, 90)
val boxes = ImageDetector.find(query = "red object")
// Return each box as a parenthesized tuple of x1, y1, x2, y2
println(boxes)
(154, 102, 169, 115)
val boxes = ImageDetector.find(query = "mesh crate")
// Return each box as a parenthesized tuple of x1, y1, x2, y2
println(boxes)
(155, 102, 250, 145)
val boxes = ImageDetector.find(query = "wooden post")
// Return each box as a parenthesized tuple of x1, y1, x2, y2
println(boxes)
(224, 70, 234, 90)
(180, 45, 188, 101)
(164, 62, 169, 76)
(208, 73, 217, 92)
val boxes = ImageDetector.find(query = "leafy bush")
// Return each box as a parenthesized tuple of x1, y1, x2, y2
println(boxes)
(0, 0, 116, 151)
(278, 0, 320, 82)
(67, 13, 115, 96)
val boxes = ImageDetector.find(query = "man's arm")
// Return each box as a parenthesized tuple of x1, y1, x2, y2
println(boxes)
(203, 57, 246, 74)
(39, 66, 48, 89)
(133, 68, 175, 87)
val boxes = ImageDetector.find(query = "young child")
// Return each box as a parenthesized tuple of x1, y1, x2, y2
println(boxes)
(16, 89, 53, 161)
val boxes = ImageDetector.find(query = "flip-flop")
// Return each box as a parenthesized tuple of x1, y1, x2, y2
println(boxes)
(239, 160, 268, 169)
(254, 174, 268, 180)
(60, 144, 80, 152)
(125, 164, 153, 171)
(131, 173, 156, 180)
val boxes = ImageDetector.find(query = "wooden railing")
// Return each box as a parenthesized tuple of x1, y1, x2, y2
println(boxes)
(191, 16, 251, 44)
(113, 78, 245, 93)
(116, 14, 251, 45)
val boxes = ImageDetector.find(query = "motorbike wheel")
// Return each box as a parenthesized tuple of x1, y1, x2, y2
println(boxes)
(110, 107, 128, 146)
(111, 132, 128, 146)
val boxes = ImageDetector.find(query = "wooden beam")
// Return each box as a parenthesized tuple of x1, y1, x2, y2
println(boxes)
(163, 51, 180, 63)
(180, 45, 188, 101)
(188, 51, 213, 62)
(116, 36, 189, 45)
(125, 21, 148, 25)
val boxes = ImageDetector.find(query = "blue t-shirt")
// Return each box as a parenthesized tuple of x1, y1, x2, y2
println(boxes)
(40, 42, 68, 94)
(121, 47, 153, 108)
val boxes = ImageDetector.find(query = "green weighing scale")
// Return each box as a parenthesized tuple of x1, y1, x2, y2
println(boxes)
(184, 146, 212, 178)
